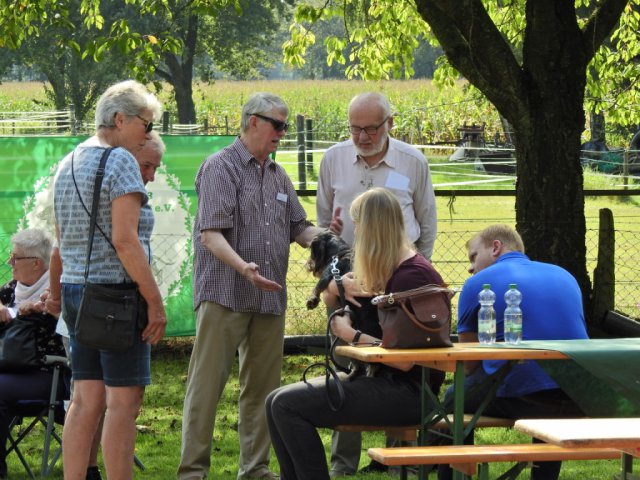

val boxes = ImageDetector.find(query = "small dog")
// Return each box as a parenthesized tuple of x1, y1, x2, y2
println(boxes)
(306, 231, 381, 339)
(306, 231, 352, 310)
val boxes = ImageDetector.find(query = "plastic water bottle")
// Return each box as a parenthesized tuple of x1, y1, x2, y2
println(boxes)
(504, 284, 523, 344)
(477, 284, 496, 344)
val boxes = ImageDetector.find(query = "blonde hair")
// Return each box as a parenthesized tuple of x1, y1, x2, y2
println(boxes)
(350, 188, 412, 293)
(468, 224, 525, 253)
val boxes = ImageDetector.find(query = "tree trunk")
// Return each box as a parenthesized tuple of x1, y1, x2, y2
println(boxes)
(412, 0, 633, 327)
(160, 14, 198, 124)
(513, 91, 591, 307)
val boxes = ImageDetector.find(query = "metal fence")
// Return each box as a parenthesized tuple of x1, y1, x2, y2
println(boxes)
(3, 218, 639, 336)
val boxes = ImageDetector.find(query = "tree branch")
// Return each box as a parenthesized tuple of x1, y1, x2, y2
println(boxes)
(581, 0, 629, 59)
(414, 0, 528, 122)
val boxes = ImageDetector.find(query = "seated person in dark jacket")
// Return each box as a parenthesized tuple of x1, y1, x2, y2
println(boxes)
(266, 188, 447, 480)
(0, 228, 65, 480)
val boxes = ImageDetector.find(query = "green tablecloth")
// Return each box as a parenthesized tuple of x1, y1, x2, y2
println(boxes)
(493, 338, 640, 417)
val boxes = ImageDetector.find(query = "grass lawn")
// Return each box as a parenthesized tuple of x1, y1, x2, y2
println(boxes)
(6, 340, 636, 479)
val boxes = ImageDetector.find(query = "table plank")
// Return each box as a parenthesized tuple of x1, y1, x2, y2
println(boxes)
(514, 418, 640, 454)
(335, 342, 568, 372)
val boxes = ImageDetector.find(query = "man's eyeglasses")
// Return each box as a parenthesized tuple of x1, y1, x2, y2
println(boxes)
(348, 117, 389, 136)
(136, 114, 154, 134)
(252, 113, 289, 132)
(8, 253, 39, 264)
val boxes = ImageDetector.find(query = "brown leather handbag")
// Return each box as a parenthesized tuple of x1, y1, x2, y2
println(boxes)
(373, 284, 456, 349)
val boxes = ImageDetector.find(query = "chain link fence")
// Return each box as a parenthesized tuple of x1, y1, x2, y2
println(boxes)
(2, 214, 639, 336)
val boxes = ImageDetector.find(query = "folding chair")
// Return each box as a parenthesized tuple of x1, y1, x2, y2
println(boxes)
(6, 355, 146, 478)
(6, 355, 69, 479)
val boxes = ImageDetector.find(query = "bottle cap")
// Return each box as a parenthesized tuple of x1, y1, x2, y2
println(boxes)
(509, 283, 517, 289)
(482, 284, 490, 289)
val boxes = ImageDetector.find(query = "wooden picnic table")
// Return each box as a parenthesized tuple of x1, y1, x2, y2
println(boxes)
(337, 339, 640, 480)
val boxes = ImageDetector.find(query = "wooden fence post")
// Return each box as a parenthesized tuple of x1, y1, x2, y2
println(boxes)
(68, 104, 76, 135)
(590, 208, 615, 330)
(162, 112, 169, 133)
(297, 114, 307, 190)
(305, 118, 314, 177)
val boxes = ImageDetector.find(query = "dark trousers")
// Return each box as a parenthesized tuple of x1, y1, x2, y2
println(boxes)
(0, 370, 54, 476)
(436, 367, 585, 480)
(266, 368, 442, 480)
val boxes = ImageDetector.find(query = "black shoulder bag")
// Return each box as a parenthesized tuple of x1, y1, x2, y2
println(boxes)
(73, 148, 147, 350)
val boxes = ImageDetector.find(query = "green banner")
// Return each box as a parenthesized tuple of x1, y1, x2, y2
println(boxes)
(0, 135, 236, 336)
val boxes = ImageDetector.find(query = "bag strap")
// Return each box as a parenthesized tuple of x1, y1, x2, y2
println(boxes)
(371, 284, 455, 306)
(79, 148, 114, 282)
(302, 306, 354, 412)
(330, 256, 347, 308)
(71, 148, 117, 253)
(399, 298, 448, 333)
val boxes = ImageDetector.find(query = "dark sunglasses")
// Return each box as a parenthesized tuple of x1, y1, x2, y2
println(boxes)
(136, 114, 154, 134)
(252, 113, 289, 132)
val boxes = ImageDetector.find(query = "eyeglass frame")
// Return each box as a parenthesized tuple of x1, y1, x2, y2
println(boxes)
(7, 253, 39, 264)
(136, 114, 154, 134)
(251, 113, 290, 132)
(348, 116, 390, 136)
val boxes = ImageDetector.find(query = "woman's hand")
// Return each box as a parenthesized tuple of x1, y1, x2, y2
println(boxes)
(17, 300, 46, 316)
(329, 309, 354, 341)
(0, 304, 13, 323)
(42, 288, 62, 317)
(142, 300, 167, 345)
(327, 272, 369, 307)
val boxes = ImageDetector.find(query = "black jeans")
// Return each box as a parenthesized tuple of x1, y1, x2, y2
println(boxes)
(436, 367, 585, 480)
(266, 367, 443, 480)
(0, 370, 53, 476)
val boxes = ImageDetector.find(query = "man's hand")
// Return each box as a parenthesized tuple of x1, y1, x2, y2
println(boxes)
(243, 263, 283, 292)
(329, 207, 343, 235)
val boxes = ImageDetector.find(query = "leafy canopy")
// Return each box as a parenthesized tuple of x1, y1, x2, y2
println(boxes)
(284, 0, 640, 130)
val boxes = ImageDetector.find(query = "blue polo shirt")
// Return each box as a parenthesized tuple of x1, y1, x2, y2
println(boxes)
(457, 252, 588, 397)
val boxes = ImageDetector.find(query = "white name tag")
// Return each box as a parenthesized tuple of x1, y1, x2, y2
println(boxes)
(276, 192, 288, 202)
(385, 171, 410, 191)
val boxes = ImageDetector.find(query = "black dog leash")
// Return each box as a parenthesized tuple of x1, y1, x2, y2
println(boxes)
(302, 258, 352, 411)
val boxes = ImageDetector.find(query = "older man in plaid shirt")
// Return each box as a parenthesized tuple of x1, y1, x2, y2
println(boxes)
(178, 92, 327, 480)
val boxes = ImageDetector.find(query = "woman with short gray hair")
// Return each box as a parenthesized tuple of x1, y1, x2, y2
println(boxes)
(0, 228, 64, 480)
(50, 79, 167, 480)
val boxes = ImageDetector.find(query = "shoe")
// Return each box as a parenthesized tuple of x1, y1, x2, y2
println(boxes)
(359, 460, 388, 473)
(86, 466, 102, 480)
(255, 473, 279, 480)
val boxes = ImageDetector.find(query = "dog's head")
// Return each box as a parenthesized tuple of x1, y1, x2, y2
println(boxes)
(306, 231, 351, 277)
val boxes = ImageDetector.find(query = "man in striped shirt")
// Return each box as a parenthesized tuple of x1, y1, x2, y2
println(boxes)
(178, 92, 326, 480)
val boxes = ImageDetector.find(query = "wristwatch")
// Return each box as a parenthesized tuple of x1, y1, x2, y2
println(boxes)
(352, 330, 362, 343)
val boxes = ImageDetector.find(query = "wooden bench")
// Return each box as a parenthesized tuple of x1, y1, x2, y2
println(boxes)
(368, 443, 620, 479)
(335, 414, 515, 442)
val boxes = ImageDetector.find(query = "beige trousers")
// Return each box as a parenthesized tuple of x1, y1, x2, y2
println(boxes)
(177, 302, 285, 479)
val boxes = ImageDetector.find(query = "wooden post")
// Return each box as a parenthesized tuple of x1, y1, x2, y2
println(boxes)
(305, 118, 314, 176)
(225, 116, 229, 135)
(68, 104, 76, 135)
(590, 208, 615, 331)
(203, 118, 209, 135)
(623, 150, 629, 190)
(162, 111, 169, 134)
(297, 114, 306, 190)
